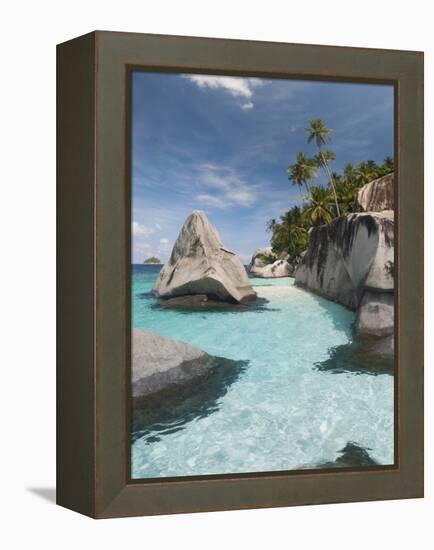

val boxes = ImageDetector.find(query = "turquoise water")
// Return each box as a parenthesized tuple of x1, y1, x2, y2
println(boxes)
(131, 265, 394, 478)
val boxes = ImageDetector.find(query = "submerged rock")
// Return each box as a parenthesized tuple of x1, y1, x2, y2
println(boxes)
(295, 211, 394, 340)
(155, 211, 256, 304)
(249, 247, 293, 278)
(357, 172, 394, 212)
(132, 329, 246, 398)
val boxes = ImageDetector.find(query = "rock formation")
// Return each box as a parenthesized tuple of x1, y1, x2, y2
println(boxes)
(249, 247, 294, 278)
(357, 172, 394, 212)
(154, 211, 256, 304)
(254, 259, 294, 278)
(295, 211, 394, 339)
(132, 329, 246, 398)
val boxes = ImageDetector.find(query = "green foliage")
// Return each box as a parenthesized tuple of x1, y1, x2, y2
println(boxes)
(287, 152, 317, 194)
(306, 120, 341, 216)
(306, 118, 332, 148)
(256, 253, 276, 265)
(267, 155, 394, 263)
(303, 186, 334, 225)
(267, 205, 309, 263)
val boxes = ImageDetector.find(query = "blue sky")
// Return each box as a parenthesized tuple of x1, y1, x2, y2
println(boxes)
(131, 71, 393, 264)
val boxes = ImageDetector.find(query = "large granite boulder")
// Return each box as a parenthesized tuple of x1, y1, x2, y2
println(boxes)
(254, 259, 294, 278)
(249, 247, 276, 272)
(249, 248, 293, 278)
(132, 329, 246, 398)
(295, 211, 394, 339)
(357, 173, 394, 212)
(154, 211, 256, 304)
(131, 330, 248, 438)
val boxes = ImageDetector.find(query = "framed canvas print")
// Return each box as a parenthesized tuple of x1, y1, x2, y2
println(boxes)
(57, 31, 424, 518)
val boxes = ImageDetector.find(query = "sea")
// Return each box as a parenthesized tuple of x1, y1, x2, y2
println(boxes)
(131, 264, 394, 478)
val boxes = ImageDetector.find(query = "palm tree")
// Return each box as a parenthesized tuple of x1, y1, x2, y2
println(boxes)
(287, 152, 317, 197)
(343, 163, 357, 183)
(382, 156, 394, 174)
(335, 179, 359, 214)
(355, 161, 378, 186)
(306, 119, 341, 216)
(303, 186, 335, 225)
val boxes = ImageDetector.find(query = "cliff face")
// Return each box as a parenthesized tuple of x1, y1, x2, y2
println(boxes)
(357, 172, 394, 212)
(295, 211, 394, 338)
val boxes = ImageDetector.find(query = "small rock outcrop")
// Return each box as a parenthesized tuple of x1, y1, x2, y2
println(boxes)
(295, 211, 394, 339)
(154, 211, 256, 304)
(249, 247, 293, 278)
(357, 172, 394, 212)
(133, 329, 247, 398)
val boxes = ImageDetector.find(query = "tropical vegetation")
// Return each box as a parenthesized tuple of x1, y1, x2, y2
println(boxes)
(269, 117, 394, 263)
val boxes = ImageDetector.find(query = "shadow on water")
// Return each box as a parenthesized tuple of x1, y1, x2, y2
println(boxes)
(316, 441, 379, 468)
(315, 336, 394, 376)
(132, 356, 248, 444)
(147, 295, 280, 314)
(136, 291, 158, 301)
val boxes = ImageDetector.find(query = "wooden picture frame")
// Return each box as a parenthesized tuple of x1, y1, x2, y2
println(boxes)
(57, 30, 424, 518)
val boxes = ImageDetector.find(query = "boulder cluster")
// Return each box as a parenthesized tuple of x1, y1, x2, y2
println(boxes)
(248, 247, 294, 278)
(295, 173, 394, 346)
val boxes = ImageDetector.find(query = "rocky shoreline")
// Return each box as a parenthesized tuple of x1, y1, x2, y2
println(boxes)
(294, 173, 394, 357)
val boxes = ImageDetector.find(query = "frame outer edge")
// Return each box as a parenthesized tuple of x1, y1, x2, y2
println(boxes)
(56, 31, 97, 518)
(86, 32, 423, 518)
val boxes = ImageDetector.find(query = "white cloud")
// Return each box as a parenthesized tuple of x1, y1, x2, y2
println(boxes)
(194, 164, 257, 209)
(159, 238, 169, 245)
(183, 75, 263, 109)
(195, 194, 227, 209)
(155, 223, 162, 231)
(132, 221, 155, 237)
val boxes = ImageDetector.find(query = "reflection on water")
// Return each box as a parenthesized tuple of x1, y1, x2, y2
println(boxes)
(132, 356, 248, 444)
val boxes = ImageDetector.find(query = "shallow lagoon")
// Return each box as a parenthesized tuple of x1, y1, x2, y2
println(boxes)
(131, 265, 394, 478)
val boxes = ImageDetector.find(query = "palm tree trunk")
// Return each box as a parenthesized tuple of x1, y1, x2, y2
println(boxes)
(319, 151, 341, 216)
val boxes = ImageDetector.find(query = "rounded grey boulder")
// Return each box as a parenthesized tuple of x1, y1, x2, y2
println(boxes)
(132, 329, 247, 399)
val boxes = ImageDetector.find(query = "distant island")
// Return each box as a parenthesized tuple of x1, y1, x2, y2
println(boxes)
(143, 256, 161, 264)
